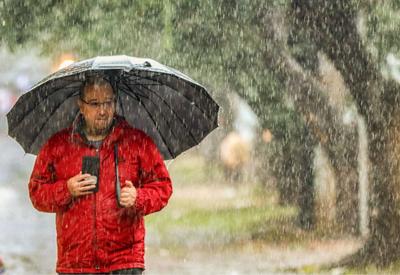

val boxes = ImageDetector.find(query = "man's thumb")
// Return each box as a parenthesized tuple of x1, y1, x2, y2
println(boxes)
(125, 180, 134, 187)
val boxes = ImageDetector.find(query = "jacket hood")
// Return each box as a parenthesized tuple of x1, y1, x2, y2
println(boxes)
(69, 114, 131, 148)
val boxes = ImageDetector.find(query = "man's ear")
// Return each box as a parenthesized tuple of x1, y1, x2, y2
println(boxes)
(77, 98, 83, 112)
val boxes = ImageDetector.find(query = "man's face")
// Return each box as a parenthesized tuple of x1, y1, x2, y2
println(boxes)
(78, 83, 116, 136)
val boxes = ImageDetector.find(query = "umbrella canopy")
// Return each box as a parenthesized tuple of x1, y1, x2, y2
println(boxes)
(7, 55, 219, 160)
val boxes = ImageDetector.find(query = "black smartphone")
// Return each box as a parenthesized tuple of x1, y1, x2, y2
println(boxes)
(82, 156, 100, 192)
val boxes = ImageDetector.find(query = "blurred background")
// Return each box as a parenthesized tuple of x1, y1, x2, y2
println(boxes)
(2, 0, 400, 274)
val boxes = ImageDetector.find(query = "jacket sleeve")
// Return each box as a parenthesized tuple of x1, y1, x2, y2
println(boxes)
(29, 136, 72, 213)
(134, 134, 173, 216)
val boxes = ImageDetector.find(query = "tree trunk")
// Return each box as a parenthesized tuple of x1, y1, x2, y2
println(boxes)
(240, 86, 316, 229)
(328, 127, 360, 235)
(258, 9, 360, 234)
(296, 127, 315, 230)
(364, 113, 400, 265)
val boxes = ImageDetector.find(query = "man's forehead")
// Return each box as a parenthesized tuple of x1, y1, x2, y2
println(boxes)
(83, 83, 114, 99)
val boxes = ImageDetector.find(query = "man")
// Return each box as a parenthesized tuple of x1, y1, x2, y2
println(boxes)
(29, 76, 173, 274)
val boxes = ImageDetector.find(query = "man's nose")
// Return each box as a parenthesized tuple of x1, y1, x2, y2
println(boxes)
(98, 104, 106, 114)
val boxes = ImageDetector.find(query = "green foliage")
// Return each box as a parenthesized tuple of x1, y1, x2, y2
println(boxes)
(361, 0, 400, 63)
(167, 0, 303, 134)
(0, 0, 166, 59)
(164, 0, 314, 197)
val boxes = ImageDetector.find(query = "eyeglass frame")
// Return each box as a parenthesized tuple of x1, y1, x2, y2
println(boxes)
(79, 97, 117, 109)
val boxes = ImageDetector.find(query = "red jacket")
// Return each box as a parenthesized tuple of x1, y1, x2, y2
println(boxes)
(29, 116, 172, 273)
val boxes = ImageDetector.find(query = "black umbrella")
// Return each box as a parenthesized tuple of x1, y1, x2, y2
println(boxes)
(7, 55, 219, 160)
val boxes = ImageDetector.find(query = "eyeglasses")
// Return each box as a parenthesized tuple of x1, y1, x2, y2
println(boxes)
(80, 98, 116, 109)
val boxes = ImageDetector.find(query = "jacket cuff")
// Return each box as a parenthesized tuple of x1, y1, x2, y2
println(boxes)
(54, 180, 72, 207)
(134, 188, 145, 216)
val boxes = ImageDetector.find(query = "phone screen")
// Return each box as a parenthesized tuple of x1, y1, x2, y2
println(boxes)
(82, 156, 100, 192)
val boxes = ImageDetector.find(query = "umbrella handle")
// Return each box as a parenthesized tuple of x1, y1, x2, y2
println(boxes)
(114, 143, 122, 208)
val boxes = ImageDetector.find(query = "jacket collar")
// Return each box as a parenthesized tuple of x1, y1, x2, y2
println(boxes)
(70, 114, 130, 148)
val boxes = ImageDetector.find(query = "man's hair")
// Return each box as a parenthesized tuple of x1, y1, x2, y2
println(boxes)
(80, 76, 115, 99)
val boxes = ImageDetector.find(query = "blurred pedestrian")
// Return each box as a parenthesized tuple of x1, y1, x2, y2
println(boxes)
(219, 131, 250, 182)
(29, 76, 172, 274)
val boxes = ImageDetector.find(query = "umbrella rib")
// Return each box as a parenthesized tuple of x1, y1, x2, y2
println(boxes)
(26, 92, 78, 152)
(125, 73, 214, 121)
(122, 90, 176, 147)
(135, 83, 199, 145)
(131, 84, 193, 146)
(125, 70, 218, 119)
(120, 81, 175, 158)
(124, 71, 164, 82)
(121, 90, 175, 158)
(117, 92, 126, 117)
(10, 82, 81, 132)
(121, 79, 180, 141)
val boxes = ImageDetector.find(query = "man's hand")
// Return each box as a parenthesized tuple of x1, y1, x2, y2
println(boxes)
(119, 180, 137, 208)
(67, 172, 96, 197)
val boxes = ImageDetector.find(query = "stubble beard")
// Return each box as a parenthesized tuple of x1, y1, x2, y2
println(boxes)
(85, 119, 113, 137)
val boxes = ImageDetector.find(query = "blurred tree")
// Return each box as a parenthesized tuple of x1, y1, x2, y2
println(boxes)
(164, 0, 319, 229)
(0, 0, 369, 242)
(291, 0, 400, 266)
(166, 0, 362, 233)
(287, 7, 360, 235)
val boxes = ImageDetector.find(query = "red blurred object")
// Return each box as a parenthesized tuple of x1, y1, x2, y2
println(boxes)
(0, 256, 5, 273)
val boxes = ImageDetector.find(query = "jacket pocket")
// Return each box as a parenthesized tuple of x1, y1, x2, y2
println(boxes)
(102, 199, 136, 249)
(57, 202, 93, 266)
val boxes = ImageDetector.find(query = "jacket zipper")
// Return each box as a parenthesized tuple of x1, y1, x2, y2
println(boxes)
(93, 147, 100, 270)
